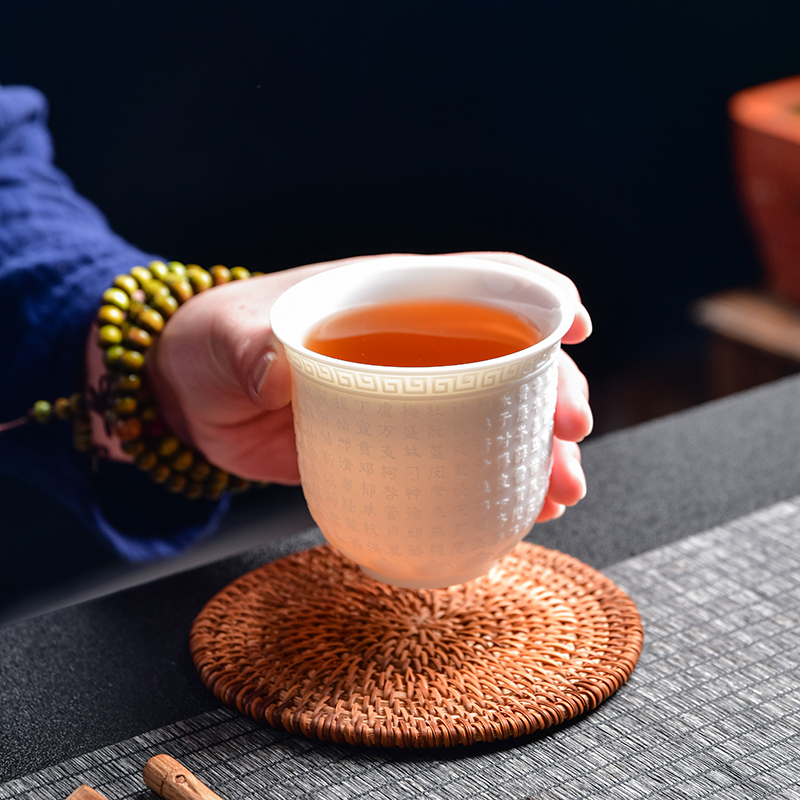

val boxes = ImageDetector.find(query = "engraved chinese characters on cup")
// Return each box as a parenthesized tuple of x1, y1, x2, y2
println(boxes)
(270, 255, 574, 589)
(290, 353, 558, 588)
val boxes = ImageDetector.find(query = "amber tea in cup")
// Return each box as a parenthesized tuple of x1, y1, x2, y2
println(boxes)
(303, 298, 542, 367)
(270, 255, 574, 589)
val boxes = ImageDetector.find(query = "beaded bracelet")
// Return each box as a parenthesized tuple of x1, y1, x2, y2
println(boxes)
(8, 260, 261, 500)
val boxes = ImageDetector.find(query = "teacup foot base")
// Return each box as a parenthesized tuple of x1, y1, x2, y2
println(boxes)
(190, 542, 643, 748)
(359, 562, 497, 589)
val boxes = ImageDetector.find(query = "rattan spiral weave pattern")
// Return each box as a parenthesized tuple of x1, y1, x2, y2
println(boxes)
(190, 542, 643, 748)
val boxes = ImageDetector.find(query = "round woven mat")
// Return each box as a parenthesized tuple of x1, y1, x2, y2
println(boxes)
(190, 542, 643, 748)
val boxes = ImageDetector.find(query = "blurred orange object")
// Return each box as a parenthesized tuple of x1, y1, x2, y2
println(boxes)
(729, 75, 800, 305)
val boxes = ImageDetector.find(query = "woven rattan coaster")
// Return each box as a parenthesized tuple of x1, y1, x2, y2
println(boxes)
(190, 542, 643, 748)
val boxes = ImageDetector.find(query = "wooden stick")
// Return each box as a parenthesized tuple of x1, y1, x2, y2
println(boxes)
(65, 787, 109, 800)
(143, 754, 226, 800)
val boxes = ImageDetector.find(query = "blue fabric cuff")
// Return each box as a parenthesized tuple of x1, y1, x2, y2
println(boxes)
(0, 84, 226, 561)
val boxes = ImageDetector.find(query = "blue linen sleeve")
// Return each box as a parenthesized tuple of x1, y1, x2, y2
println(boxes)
(0, 84, 229, 561)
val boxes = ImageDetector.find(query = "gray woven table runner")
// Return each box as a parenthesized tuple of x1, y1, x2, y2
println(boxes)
(4, 499, 800, 800)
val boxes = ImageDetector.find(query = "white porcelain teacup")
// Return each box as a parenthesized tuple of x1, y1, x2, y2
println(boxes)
(270, 255, 574, 588)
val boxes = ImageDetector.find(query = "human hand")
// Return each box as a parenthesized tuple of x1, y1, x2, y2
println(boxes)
(90, 253, 593, 517)
(142, 257, 369, 485)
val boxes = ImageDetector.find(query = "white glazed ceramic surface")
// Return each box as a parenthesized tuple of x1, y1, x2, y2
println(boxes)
(270, 256, 574, 588)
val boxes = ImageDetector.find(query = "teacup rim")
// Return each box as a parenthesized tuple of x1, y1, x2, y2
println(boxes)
(270, 255, 575, 375)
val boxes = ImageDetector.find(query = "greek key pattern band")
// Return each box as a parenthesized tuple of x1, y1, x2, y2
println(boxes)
(284, 345, 560, 397)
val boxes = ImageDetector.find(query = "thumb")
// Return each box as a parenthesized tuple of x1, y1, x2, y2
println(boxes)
(238, 340, 293, 411)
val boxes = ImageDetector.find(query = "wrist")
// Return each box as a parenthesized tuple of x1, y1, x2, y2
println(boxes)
(85, 323, 132, 463)
(88, 261, 254, 498)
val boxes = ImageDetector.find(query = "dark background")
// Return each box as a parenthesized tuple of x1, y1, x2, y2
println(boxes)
(2, 0, 800, 616)
(4, 0, 797, 382)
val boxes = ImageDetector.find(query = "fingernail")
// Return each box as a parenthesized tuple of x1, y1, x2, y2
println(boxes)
(249, 350, 276, 403)
(580, 395, 594, 440)
(569, 457, 588, 501)
(580, 307, 593, 338)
